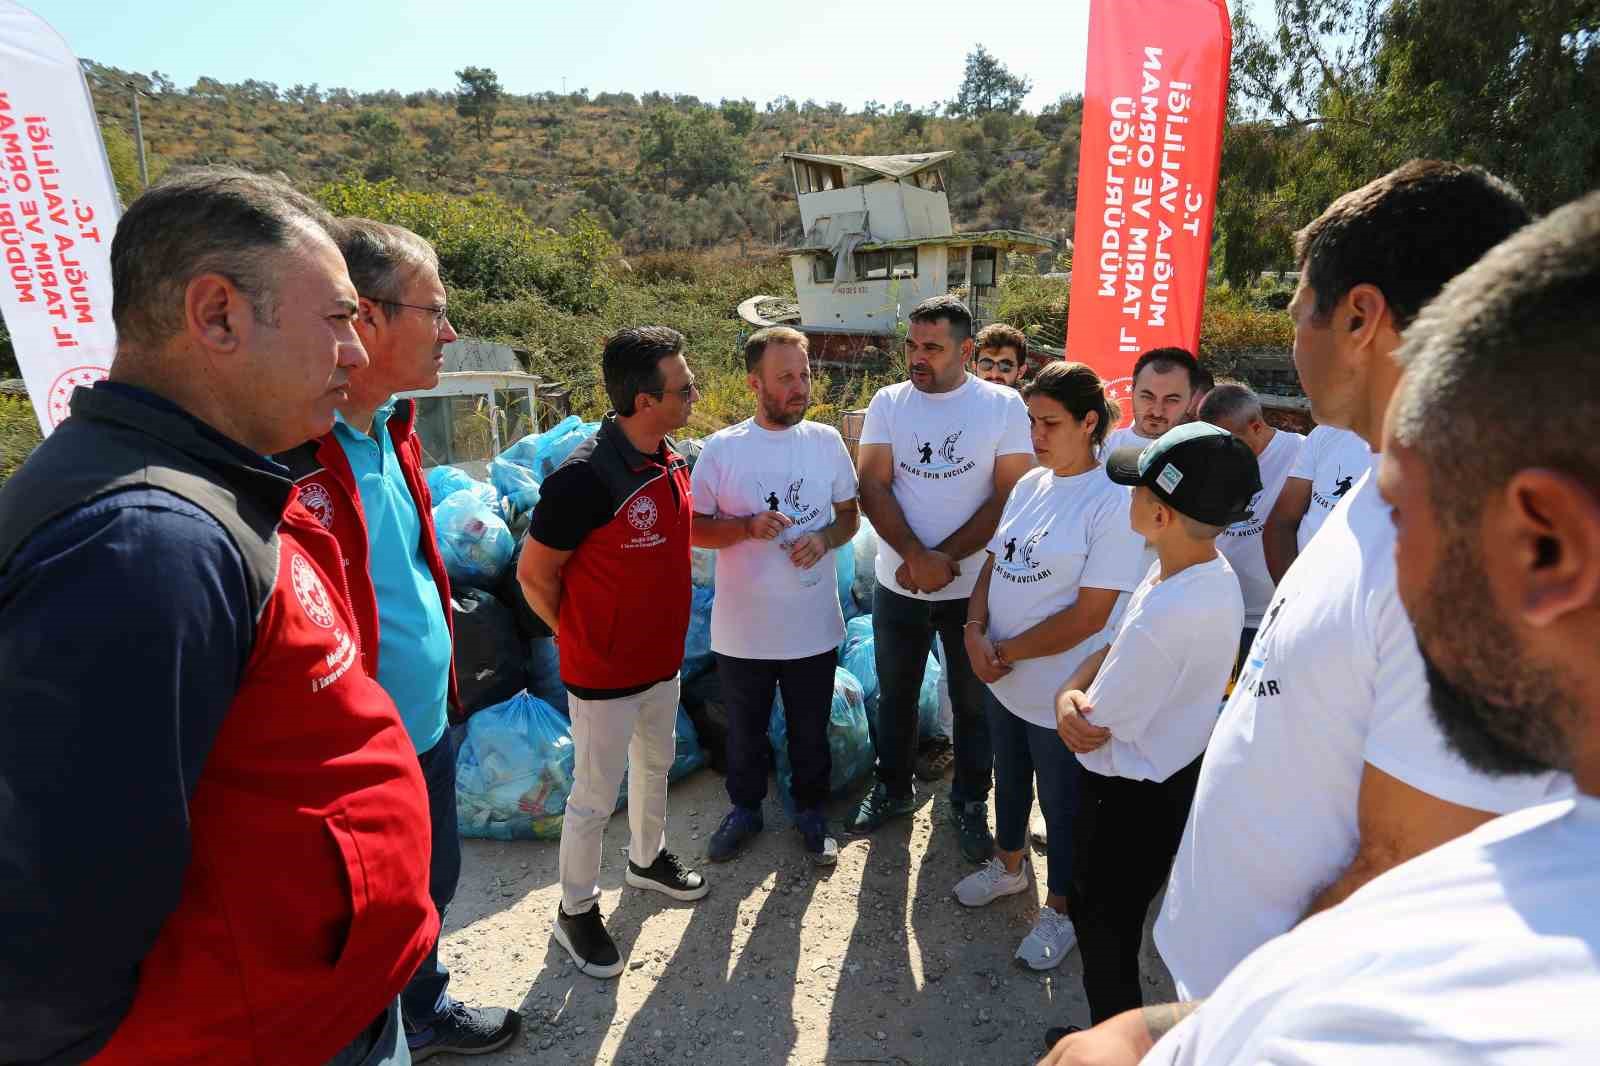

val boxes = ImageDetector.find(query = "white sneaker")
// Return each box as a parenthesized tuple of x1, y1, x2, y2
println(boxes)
(953, 857, 1030, 907)
(1015, 905, 1077, 970)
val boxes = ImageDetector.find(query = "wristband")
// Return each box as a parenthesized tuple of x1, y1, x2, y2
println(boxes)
(964, 619, 986, 629)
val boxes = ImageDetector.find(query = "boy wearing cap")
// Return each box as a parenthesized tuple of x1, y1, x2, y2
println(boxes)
(1052, 424, 1261, 1026)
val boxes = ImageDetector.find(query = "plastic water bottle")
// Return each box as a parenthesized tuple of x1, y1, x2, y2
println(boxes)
(779, 523, 825, 588)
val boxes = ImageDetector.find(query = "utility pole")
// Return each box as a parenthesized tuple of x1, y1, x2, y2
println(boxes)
(127, 82, 148, 190)
(561, 75, 567, 96)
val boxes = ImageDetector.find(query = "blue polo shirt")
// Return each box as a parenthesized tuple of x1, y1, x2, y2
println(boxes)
(333, 402, 451, 754)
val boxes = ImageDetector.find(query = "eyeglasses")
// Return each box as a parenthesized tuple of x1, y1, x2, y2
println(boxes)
(976, 357, 1017, 373)
(647, 380, 699, 402)
(368, 297, 450, 329)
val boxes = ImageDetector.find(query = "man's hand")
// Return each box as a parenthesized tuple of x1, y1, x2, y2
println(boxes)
(787, 531, 828, 570)
(904, 546, 959, 593)
(1056, 689, 1111, 753)
(895, 561, 922, 594)
(964, 625, 1011, 684)
(1037, 1008, 1163, 1066)
(745, 511, 792, 541)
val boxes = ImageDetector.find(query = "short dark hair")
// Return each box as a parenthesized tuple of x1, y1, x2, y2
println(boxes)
(1022, 361, 1120, 451)
(976, 322, 1028, 358)
(111, 166, 338, 354)
(1392, 189, 1600, 524)
(907, 293, 973, 344)
(1131, 347, 1200, 391)
(336, 217, 440, 309)
(1295, 160, 1530, 329)
(1198, 382, 1263, 425)
(603, 325, 685, 416)
(743, 325, 807, 373)
(1193, 361, 1216, 394)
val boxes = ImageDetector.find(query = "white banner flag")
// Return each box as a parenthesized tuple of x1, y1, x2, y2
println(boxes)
(0, 1, 120, 436)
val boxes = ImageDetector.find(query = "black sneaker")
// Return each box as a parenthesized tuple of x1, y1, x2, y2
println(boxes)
(795, 808, 839, 866)
(625, 849, 710, 901)
(951, 799, 995, 863)
(552, 903, 623, 979)
(708, 806, 763, 862)
(408, 1001, 522, 1061)
(843, 782, 918, 834)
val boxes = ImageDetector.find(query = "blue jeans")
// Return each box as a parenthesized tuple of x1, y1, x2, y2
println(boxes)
(987, 690, 1081, 896)
(326, 998, 410, 1066)
(871, 585, 991, 804)
(400, 731, 460, 1028)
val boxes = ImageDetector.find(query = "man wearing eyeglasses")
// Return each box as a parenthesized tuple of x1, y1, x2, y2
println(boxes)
(519, 326, 710, 980)
(278, 217, 522, 1059)
(972, 323, 1029, 389)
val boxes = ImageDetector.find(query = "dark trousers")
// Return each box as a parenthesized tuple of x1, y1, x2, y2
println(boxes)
(987, 691, 1082, 896)
(400, 732, 461, 1028)
(325, 998, 409, 1066)
(871, 585, 991, 803)
(1068, 755, 1203, 1025)
(717, 649, 837, 813)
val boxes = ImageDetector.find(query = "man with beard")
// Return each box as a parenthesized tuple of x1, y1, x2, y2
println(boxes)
(1041, 185, 1600, 1066)
(691, 327, 859, 865)
(972, 323, 1029, 388)
(1040, 161, 1571, 1060)
(1149, 160, 1569, 1004)
(1101, 347, 1201, 456)
(849, 295, 1034, 860)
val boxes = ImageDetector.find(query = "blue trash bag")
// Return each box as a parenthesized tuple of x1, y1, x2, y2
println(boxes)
(614, 704, 709, 810)
(489, 451, 542, 521)
(691, 547, 717, 590)
(769, 667, 873, 816)
(681, 585, 715, 681)
(527, 636, 568, 714)
(500, 416, 602, 483)
(434, 488, 514, 589)
(455, 691, 573, 841)
(850, 517, 878, 612)
(918, 651, 944, 740)
(834, 543, 857, 620)
(427, 465, 499, 513)
(841, 630, 879, 722)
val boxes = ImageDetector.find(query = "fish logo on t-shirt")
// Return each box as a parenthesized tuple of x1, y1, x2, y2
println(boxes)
(1332, 472, 1355, 498)
(902, 430, 975, 480)
(996, 527, 1051, 583)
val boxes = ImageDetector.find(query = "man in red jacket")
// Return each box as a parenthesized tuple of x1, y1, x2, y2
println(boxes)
(518, 326, 709, 978)
(0, 168, 434, 1065)
(279, 219, 519, 1060)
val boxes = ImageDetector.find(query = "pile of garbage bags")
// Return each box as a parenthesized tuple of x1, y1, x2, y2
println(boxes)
(768, 667, 872, 815)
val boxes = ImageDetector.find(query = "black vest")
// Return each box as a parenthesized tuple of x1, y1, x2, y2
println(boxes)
(0, 386, 289, 623)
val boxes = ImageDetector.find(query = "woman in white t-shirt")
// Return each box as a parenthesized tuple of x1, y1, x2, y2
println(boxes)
(955, 362, 1150, 969)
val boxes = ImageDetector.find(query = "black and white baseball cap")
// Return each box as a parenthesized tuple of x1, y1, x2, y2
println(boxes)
(1105, 423, 1263, 526)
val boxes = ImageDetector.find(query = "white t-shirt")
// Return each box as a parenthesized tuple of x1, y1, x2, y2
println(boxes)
(983, 466, 1148, 728)
(1147, 796, 1600, 1066)
(1289, 425, 1374, 551)
(691, 418, 857, 660)
(1154, 472, 1570, 1000)
(859, 375, 1033, 601)
(1216, 428, 1303, 627)
(1076, 555, 1243, 782)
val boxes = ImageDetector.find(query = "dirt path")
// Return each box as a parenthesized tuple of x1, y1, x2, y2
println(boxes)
(443, 770, 1174, 1065)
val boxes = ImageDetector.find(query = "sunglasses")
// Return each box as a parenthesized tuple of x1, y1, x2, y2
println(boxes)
(976, 357, 1017, 373)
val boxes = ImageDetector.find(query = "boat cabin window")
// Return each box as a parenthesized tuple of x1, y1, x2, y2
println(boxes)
(891, 248, 917, 277)
(797, 162, 846, 193)
(856, 250, 890, 280)
(972, 246, 998, 288)
(812, 252, 838, 284)
(912, 168, 946, 192)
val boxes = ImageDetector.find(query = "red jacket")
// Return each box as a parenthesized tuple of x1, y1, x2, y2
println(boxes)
(95, 497, 438, 1064)
(528, 416, 692, 696)
(279, 399, 461, 717)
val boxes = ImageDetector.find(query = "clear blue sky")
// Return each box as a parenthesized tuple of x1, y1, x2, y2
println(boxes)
(28, 0, 1106, 111)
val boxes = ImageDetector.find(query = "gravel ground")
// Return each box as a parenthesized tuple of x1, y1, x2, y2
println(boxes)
(442, 768, 1174, 1065)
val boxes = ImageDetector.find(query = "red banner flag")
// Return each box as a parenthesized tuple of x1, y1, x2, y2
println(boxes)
(1065, 0, 1231, 425)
